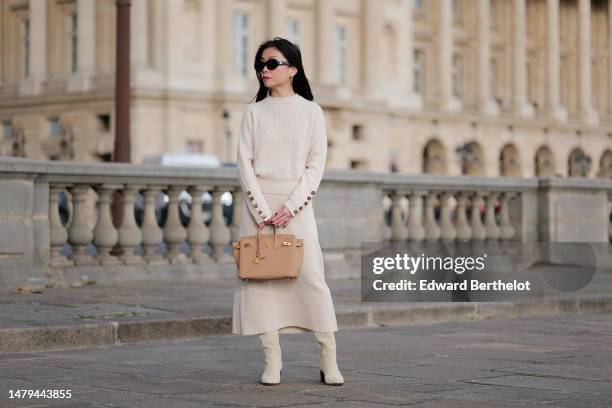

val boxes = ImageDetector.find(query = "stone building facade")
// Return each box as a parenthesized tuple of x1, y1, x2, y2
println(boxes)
(0, 0, 611, 177)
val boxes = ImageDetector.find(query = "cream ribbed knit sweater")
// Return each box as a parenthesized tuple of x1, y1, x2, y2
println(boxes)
(237, 92, 327, 223)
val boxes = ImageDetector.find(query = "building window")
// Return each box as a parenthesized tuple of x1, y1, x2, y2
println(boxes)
(67, 12, 78, 74)
(350, 159, 367, 169)
(452, 0, 460, 19)
(3, 121, 12, 138)
(413, 49, 424, 95)
(334, 25, 347, 85)
(186, 140, 203, 153)
(490, 0, 499, 29)
(49, 117, 60, 137)
(233, 11, 249, 76)
(452, 54, 462, 98)
(286, 18, 301, 46)
(20, 17, 30, 79)
(352, 125, 364, 141)
(98, 114, 111, 132)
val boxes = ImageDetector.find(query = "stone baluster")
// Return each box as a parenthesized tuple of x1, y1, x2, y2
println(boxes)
(382, 192, 392, 241)
(484, 192, 501, 240)
(499, 192, 516, 240)
(608, 194, 612, 241)
(470, 191, 487, 240)
(67, 185, 96, 265)
(209, 188, 233, 262)
(117, 185, 145, 264)
(163, 186, 189, 263)
(390, 191, 408, 241)
(440, 192, 457, 241)
(142, 187, 166, 264)
(93, 184, 121, 265)
(49, 184, 73, 267)
(455, 192, 472, 241)
(187, 186, 212, 263)
(424, 192, 441, 241)
(407, 190, 425, 241)
(230, 189, 242, 242)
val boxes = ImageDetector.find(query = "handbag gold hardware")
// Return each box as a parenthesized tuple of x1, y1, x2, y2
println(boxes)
(232, 224, 304, 281)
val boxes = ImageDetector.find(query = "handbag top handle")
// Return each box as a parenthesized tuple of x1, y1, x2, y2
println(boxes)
(255, 224, 278, 263)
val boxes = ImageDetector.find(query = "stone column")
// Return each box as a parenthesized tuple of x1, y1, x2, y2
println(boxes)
(267, 0, 286, 37)
(117, 186, 145, 264)
(513, 0, 534, 117)
(131, 0, 149, 69)
(407, 190, 426, 241)
(484, 192, 501, 240)
(455, 192, 472, 241)
(163, 186, 189, 263)
(547, 0, 567, 121)
(362, 0, 381, 97)
(499, 192, 516, 240)
(477, 0, 498, 115)
(439, 192, 457, 241)
(141, 187, 166, 264)
(439, 0, 461, 111)
(578, 0, 599, 124)
(19, 0, 46, 95)
(390, 191, 409, 241)
(609, 0, 612, 118)
(470, 192, 487, 240)
(93, 185, 122, 265)
(382, 192, 392, 241)
(0, 4, 3, 86)
(316, 0, 335, 86)
(67, 186, 96, 265)
(187, 186, 212, 263)
(166, 0, 183, 78)
(391, 0, 422, 109)
(209, 189, 232, 263)
(424, 192, 441, 241)
(49, 185, 73, 267)
(67, 0, 96, 91)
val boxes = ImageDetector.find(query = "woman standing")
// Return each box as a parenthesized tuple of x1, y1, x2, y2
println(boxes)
(232, 37, 344, 387)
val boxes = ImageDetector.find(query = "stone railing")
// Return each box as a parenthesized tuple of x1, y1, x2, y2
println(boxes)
(0, 157, 610, 288)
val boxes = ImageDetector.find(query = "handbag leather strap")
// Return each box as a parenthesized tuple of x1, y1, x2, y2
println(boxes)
(255, 224, 278, 264)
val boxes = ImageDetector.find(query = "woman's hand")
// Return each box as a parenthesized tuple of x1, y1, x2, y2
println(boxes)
(269, 205, 292, 228)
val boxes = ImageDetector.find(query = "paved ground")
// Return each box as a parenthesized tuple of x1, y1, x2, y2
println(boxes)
(3, 271, 612, 352)
(1, 310, 611, 407)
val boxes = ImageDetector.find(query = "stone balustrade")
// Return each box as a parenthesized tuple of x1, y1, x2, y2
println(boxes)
(0, 158, 610, 288)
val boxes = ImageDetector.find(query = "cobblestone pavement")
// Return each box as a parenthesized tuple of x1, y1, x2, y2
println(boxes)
(1, 310, 611, 407)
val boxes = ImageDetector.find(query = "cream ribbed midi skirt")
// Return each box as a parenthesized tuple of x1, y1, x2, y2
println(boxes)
(232, 177, 339, 335)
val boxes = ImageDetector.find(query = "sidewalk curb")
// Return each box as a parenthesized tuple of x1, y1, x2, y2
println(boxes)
(2, 295, 612, 353)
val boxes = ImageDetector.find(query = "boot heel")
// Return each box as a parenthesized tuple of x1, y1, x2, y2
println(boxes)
(320, 370, 325, 383)
(261, 369, 282, 386)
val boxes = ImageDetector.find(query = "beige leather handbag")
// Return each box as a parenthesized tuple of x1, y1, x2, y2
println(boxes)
(232, 225, 304, 281)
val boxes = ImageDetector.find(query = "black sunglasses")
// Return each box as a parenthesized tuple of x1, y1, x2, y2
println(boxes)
(254, 58, 292, 72)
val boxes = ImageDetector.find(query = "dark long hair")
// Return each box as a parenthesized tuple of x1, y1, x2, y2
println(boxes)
(251, 37, 314, 103)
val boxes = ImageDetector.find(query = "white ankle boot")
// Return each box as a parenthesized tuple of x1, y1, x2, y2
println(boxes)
(313, 331, 344, 386)
(258, 330, 282, 385)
